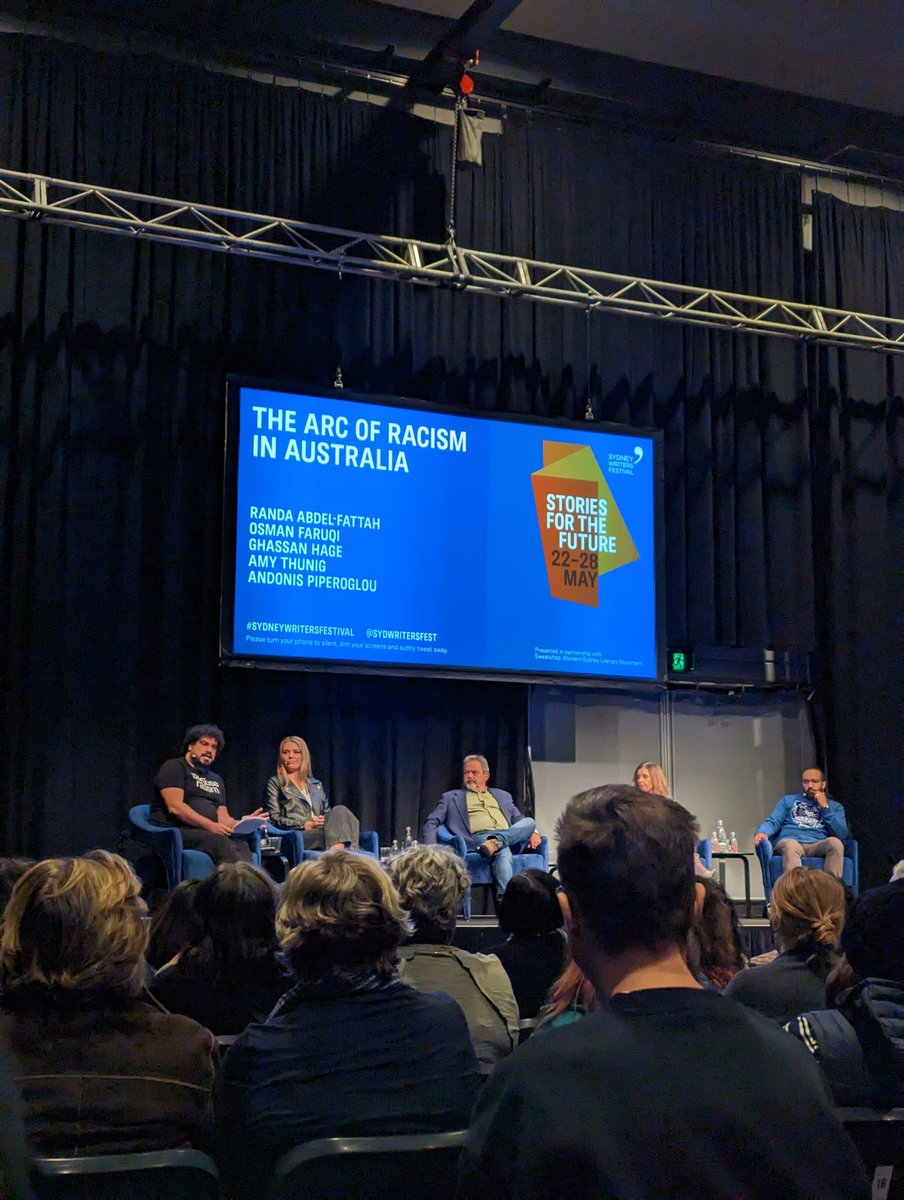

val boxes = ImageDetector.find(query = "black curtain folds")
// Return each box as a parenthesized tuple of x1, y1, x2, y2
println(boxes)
(0, 36, 901, 883)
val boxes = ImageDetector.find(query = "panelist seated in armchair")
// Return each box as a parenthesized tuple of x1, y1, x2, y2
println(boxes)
(754, 767, 849, 878)
(264, 736, 359, 850)
(150, 724, 263, 865)
(423, 754, 540, 900)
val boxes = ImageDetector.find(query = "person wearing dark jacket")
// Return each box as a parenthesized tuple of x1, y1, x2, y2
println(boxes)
(787, 879, 904, 1107)
(0, 851, 217, 1156)
(222, 851, 480, 1200)
(150, 862, 289, 1034)
(724, 867, 844, 1023)
(491, 869, 566, 1019)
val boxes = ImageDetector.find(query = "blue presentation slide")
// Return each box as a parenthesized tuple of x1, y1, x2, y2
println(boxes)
(227, 384, 660, 681)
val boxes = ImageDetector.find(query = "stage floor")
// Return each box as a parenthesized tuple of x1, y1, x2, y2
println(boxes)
(453, 915, 775, 960)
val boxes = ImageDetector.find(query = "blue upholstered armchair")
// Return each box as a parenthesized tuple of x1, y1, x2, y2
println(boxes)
(128, 804, 261, 890)
(755, 836, 859, 904)
(436, 823, 549, 919)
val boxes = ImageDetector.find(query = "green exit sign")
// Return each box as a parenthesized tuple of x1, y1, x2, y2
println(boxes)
(669, 649, 693, 672)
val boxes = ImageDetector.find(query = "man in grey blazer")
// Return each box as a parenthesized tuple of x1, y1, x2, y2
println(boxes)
(422, 754, 540, 899)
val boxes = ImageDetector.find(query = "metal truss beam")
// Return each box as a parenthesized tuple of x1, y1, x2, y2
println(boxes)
(1, 167, 902, 354)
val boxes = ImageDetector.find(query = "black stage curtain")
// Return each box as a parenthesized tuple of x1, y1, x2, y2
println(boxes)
(0, 36, 900, 882)
(808, 192, 904, 880)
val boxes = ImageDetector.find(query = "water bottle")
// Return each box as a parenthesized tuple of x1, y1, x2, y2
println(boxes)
(711, 830, 719, 853)
(403, 826, 413, 850)
(390, 839, 399, 859)
(729, 831, 738, 853)
(717, 820, 728, 851)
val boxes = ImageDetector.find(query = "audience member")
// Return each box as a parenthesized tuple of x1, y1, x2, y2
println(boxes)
(687, 877, 746, 990)
(0, 850, 218, 1156)
(222, 851, 480, 1200)
(150, 863, 288, 1034)
(534, 956, 598, 1033)
(264, 735, 359, 849)
(145, 878, 203, 971)
(387, 844, 518, 1071)
(787, 879, 904, 1107)
(491, 869, 566, 1019)
(724, 867, 844, 1023)
(891, 859, 904, 882)
(459, 784, 868, 1200)
(0, 1039, 31, 1200)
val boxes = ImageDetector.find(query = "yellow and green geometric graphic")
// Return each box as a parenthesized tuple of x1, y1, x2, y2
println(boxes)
(531, 442, 639, 607)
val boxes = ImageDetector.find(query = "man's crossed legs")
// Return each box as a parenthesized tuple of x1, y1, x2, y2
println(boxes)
(471, 818, 537, 899)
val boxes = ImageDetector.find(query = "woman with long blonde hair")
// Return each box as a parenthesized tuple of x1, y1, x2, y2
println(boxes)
(264, 735, 359, 850)
(633, 762, 712, 877)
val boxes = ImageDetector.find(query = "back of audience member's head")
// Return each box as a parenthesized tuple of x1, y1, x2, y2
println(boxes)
(278, 850, 411, 980)
(556, 784, 698, 956)
(694, 877, 745, 982)
(840, 880, 904, 984)
(891, 860, 904, 883)
(0, 860, 35, 923)
(386, 844, 470, 944)
(544, 956, 597, 1022)
(0, 850, 148, 1001)
(184, 863, 280, 979)
(146, 879, 204, 970)
(497, 869, 563, 940)
(770, 867, 845, 967)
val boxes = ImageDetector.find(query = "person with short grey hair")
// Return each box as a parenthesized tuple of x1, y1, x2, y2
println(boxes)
(388, 844, 519, 1073)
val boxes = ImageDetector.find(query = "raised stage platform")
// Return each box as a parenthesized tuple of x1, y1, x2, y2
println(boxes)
(452, 916, 775, 961)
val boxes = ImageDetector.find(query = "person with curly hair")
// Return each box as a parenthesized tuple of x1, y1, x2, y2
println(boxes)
(387, 844, 519, 1072)
(0, 850, 217, 1156)
(221, 850, 479, 1200)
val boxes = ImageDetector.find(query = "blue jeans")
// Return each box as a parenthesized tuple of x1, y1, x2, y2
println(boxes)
(472, 818, 537, 898)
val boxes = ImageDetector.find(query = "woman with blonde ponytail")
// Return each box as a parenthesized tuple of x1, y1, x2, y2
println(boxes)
(723, 867, 845, 1024)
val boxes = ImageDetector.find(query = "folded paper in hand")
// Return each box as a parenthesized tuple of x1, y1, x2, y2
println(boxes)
(231, 816, 267, 837)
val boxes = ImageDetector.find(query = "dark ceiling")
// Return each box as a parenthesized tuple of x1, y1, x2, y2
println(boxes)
(2, 0, 903, 176)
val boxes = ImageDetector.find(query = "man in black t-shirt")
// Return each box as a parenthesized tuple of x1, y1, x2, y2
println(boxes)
(151, 724, 261, 865)
(459, 785, 868, 1200)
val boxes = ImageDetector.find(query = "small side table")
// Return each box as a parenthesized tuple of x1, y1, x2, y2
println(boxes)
(260, 847, 289, 884)
(712, 851, 754, 918)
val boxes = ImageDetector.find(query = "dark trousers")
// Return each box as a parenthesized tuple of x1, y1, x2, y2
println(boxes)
(180, 828, 254, 864)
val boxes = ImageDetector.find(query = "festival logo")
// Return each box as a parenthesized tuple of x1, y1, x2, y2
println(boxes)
(532, 442, 639, 607)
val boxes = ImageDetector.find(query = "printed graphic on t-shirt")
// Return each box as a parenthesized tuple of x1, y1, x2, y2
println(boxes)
(191, 771, 222, 797)
(790, 798, 823, 829)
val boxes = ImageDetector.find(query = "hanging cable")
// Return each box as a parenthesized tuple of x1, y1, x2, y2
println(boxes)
(447, 93, 465, 245)
(584, 308, 594, 421)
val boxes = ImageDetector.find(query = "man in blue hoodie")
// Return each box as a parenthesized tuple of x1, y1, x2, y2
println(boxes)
(754, 767, 848, 877)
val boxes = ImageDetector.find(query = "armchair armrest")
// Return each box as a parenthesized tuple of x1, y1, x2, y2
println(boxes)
(436, 825, 469, 859)
(755, 837, 773, 862)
